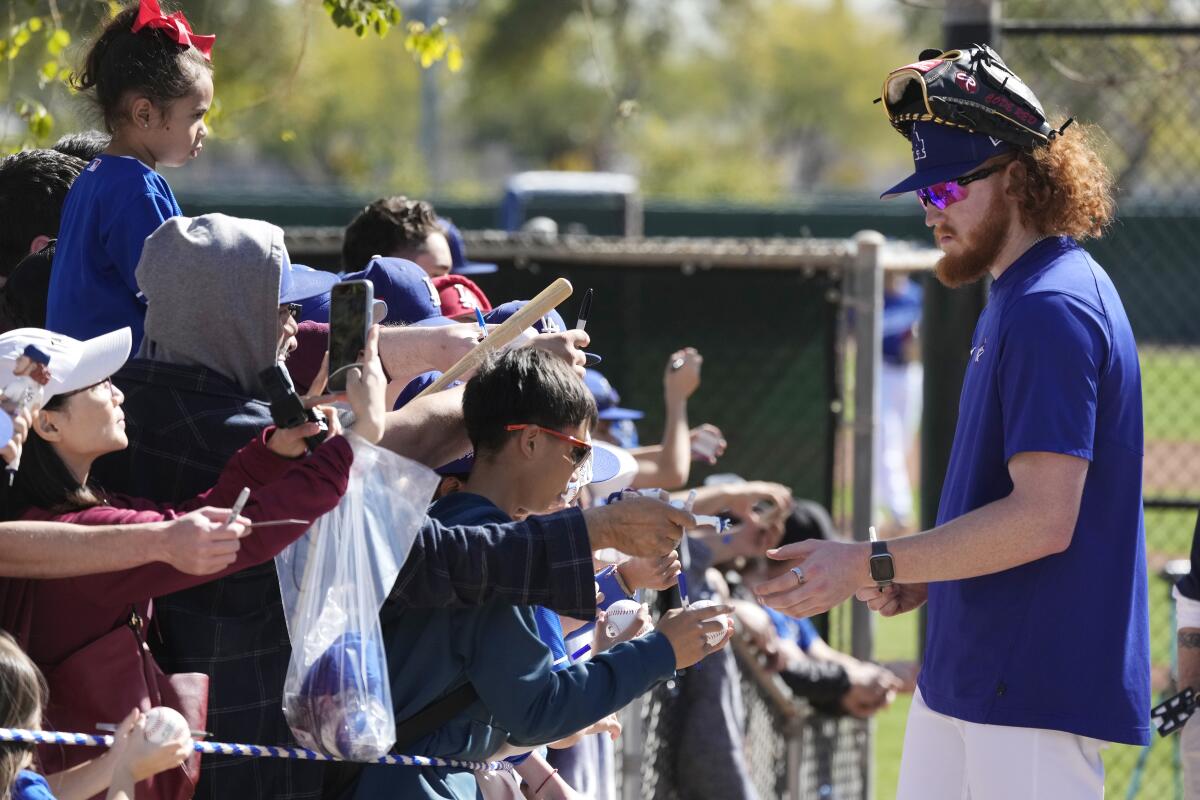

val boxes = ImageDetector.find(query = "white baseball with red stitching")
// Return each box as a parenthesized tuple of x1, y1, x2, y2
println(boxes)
(604, 598, 642, 639)
(689, 599, 731, 647)
(142, 706, 189, 745)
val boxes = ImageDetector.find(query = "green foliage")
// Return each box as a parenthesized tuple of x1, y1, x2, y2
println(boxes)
(1, 0, 922, 199)
(0, 11, 73, 146)
(322, 0, 402, 37)
(322, 0, 460, 71)
(1, 0, 458, 148)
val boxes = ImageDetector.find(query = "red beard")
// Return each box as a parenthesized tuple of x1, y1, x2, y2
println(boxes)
(933, 192, 1012, 288)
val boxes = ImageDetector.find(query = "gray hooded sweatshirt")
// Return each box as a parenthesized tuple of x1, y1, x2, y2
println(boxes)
(136, 213, 285, 396)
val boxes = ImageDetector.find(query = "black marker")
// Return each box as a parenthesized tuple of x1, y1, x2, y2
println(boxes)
(575, 288, 594, 331)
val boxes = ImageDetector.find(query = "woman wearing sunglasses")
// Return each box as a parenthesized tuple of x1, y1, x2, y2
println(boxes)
(760, 65, 1145, 798)
(0, 325, 386, 800)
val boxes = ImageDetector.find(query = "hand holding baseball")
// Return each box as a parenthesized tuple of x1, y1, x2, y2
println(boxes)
(107, 707, 191, 782)
(594, 599, 652, 653)
(655, 602, 735, 669)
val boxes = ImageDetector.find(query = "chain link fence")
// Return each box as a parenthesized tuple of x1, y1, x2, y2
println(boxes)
(286, 229, 938, 798)
(614, 623, 870, 800)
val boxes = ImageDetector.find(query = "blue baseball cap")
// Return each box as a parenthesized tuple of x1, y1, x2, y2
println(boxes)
(585, 369, 644, 421)
(880, 121, 1016, 200)
(280, 258, 339, 305)
(300, 258, 454, 326)
(484, 301, 567, 334)
(440, 218, 498, 276)
(294, 632, 391, 760)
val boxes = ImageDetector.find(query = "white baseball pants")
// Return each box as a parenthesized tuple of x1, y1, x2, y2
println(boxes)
(897, 690, 1106, 800)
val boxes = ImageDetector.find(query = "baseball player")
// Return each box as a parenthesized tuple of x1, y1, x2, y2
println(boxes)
(755, 45, 1147, 798)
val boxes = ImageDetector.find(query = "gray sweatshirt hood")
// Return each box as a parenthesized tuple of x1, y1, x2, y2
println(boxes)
(136, 214, 284, 395)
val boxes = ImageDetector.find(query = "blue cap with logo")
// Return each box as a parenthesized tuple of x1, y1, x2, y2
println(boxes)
(484, 301, 567, 334)
(440, 218, 498, 276)
(880, 121, 1015, 200)
(300, 257, 455, 326)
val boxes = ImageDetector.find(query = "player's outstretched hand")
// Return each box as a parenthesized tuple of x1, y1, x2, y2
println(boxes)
(656, 603, 734, 669)
(855, 583, 928, 617)
(756, 539, 870, 619)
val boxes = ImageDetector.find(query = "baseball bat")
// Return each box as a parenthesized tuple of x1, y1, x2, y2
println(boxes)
(412, 277, 574, 400)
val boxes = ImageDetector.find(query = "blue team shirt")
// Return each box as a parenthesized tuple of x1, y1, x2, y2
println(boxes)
(920, 237, 1149, 745)
(13, 770, 55, 800)
(46, 154, 182, 346)
(764, 605, 819, 652)
(882, 280, 923, 365)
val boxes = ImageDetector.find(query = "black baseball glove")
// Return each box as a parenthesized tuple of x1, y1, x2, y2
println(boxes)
(880, 44, 1061, 149)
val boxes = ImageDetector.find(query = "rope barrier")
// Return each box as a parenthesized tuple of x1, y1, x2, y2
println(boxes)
(0, 728, 513, 772)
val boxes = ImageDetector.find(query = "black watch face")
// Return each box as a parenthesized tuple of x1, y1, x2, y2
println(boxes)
(870, 554, 896, 582)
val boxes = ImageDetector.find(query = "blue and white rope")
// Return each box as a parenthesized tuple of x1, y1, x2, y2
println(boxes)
(0, 728, 512, 772)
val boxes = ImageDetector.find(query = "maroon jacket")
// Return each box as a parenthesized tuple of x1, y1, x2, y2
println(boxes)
(2, 430, 352, 796)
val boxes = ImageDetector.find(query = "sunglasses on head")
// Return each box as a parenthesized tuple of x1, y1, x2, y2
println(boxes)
(916, 159, 1013, 210)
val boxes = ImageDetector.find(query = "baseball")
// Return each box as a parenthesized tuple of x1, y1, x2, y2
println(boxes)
(142, 706, 190, 745)
(604, 598, 643, 640)
(689, 599, 731, 647)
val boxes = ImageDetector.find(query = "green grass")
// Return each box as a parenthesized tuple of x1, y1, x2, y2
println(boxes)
(872, 612, 918, 798)
(1141, 346, 1200, 443)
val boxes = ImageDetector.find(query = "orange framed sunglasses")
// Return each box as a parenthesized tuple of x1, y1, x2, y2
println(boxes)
(504, 424, 592, 467)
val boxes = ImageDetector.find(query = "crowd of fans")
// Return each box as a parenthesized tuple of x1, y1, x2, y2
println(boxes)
(0, 4, 914, 799)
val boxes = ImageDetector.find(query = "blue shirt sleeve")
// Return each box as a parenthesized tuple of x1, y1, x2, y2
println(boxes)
(796, 617, 820, 652)
(998, 292, 1107, 462)
(102, 190, 180, 298)
(533, 605, 569, 671)
(13, 770, 57, 800)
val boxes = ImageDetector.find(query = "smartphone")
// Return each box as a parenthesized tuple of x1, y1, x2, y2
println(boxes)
(327, 279, 373, 393)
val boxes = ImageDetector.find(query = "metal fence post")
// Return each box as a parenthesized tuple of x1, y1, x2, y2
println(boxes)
(849, 230, 883, 800)
(850, 231, 884, 661)
(619, 696, 643, 800)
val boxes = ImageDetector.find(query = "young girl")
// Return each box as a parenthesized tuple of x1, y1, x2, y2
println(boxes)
(46, 0, 215, 347)
(0, 631, 189, 800)
(0, 325, 385, 800)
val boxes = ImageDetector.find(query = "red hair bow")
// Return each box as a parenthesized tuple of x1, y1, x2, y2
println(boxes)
(131, 0, 215, 62)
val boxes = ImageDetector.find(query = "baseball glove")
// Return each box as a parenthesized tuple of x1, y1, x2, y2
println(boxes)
(880, 44, 1060, 149)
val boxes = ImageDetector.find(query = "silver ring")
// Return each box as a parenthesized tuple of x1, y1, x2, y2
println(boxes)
(791, 566, 805, 586)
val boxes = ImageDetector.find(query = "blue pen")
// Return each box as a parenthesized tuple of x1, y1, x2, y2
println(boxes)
(473, 308, 488, 339)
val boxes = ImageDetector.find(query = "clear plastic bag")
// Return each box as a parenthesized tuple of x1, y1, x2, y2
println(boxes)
(278, 435, 438, 760)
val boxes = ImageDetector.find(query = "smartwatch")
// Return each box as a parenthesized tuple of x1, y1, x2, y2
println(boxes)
(869, 541, 895, 588)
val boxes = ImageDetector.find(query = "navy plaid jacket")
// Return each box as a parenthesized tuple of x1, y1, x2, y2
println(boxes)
(94, 359, 596, 800)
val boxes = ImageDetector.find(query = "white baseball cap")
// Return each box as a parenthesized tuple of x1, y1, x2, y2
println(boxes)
(588, 440, 639, 497)
(0, 327, 133, 403)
